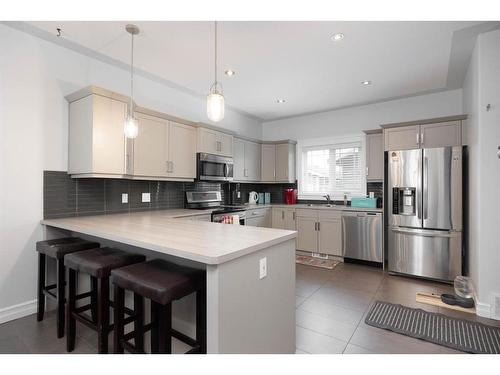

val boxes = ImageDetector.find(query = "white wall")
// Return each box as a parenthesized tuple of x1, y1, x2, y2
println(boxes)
(0, 24, 260, 318)
(463, 28, 500, 318)
(262, 89, 463, 140)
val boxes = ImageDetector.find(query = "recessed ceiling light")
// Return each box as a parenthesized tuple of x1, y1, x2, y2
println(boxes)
(277, 99, 286, 104)
(331, 33, 344, 42)
(361, 80, 372, 86)
(224, 69, 236, 77)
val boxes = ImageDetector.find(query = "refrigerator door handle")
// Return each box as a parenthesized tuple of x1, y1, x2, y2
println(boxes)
(423, 156, 428, 220)
(391, 227, 457, 238)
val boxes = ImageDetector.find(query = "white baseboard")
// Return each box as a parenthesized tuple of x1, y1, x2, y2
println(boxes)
(475, 301, 491, 318)
(0, 299, 38, 324)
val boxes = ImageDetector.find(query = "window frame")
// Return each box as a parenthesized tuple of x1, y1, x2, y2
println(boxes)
(296, 134, 367, 201)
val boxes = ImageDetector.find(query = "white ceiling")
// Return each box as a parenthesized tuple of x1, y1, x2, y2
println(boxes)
(25, 21, 490, 121)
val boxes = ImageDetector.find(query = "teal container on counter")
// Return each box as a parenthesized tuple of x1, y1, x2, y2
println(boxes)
(350, 197, 377, 208)
(258, 193, 265, 204)
(264, 192, 271, 205)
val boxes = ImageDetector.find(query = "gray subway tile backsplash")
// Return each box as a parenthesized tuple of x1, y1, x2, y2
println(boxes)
(43, 171, 224, 219)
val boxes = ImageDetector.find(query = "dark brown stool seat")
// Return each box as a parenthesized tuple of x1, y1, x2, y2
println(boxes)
(37, 237, 99, 259)
(36, 237, 99, 338)
(65, 247, 145, 278)
(65, 247, 145, 354)
(111, 259, 206, 354)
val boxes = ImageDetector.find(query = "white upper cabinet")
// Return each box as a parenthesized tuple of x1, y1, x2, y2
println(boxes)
(133, 113, 196, 179)
(276, 143, 295, 182)
(261, 144, 276, 181)
(383, 117, 464, 151)
(420, 120, 462, 148)
(245, 141, 262, 181)
(69, 93, 128, 177)
(261, 142, 296, 183)
(133, 113, 169, 178)
(168, 121, 197, 179)
(365, 132, 384, 181)
(384, 125, 420, 151)
(233, 138, 262, 182)
(233, 138, 245, 181)
(197, 127, 233, 157)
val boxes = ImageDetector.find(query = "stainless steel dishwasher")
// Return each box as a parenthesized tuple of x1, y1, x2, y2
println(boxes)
(341, 211, 383, 263)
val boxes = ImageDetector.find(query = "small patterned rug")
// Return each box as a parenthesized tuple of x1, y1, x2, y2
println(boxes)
(365, 300, 500, 354)
(295, 255, 340, 270)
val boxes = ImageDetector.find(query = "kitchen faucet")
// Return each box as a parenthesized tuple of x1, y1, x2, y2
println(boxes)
(323, 194, 331, 205)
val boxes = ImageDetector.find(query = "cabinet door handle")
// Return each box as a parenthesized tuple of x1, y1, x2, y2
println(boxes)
(420, 131, 424, 146)
(317, 222, 320, 231)
(314, 222, 318, 231)
(293, 212, 296, 221)
(416, 132, 420, 145)
(366, 167, 369, 176)
(281, 211, 284, 220)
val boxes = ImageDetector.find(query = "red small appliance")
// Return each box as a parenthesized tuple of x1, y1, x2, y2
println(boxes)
(284, 188, 298, 205)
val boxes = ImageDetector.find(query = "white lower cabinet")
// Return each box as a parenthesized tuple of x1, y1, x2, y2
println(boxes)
(317, 211, 342, 256)
(296, 209, 342, 256)
(246, 207, 271, 227)
(271, 207, 296, 230)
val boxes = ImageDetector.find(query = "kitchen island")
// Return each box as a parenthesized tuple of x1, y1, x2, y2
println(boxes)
(41, 210, 297, 354)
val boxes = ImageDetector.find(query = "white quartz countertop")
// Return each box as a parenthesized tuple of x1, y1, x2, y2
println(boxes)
(41, 210, 296, 265)
(245, 203, 383, 213)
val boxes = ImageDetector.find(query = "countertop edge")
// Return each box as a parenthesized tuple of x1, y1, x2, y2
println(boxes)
(40, 219, 297, 266)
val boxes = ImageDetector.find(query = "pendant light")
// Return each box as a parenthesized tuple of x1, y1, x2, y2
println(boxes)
(206, 21, 225, 122)
(124, 24, 140, 139)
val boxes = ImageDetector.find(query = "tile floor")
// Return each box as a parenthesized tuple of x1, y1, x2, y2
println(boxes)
(295, 262, 500, 354)
(1, 262, 499, 354)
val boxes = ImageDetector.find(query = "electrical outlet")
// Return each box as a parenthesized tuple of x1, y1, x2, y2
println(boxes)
(121, 193, 128, 204)
(142, 193, 151, 203)
(259, 257, 267, 279)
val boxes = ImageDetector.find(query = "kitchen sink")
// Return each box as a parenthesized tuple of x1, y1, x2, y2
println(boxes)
(306, 203, 339, 208)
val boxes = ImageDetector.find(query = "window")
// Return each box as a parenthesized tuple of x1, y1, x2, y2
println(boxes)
(298, 136, 366, 200)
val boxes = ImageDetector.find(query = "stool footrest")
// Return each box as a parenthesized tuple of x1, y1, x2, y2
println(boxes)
(75, 291, 93, 300)
(43, 289, 58, 300)
(171, 328, 197, 348)
(74, 304, 92, 314)
(122, 341, 144, 354)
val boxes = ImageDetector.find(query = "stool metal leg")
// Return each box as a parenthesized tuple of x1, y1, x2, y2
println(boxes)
(90, 276, 98, 323)
(66, 268, 77, 352)
(97, 277, 110, 354)
(196, 286, 207, 354)
(113, 285, 125, 354)
(134, 293, 144, 352)
(56, 259, 66, 338)
(157, 303, 172, 354)
(37, 253, 46, 322)
(150, 301, 159, 354)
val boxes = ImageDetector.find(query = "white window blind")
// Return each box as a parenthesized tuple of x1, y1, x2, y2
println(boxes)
(299, 140, 365, 200)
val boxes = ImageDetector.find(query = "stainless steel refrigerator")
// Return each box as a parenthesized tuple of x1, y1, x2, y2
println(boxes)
(387, 146, 463, 282)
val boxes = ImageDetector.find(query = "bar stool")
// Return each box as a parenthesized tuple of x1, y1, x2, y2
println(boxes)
(111, 259, 206, 354)
(64, 247, 145, 353)
(36, 237, 100, 338)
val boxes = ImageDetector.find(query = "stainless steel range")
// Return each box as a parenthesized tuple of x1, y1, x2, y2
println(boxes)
(186, 191, 246, 225)
(387, 146, 464, 282)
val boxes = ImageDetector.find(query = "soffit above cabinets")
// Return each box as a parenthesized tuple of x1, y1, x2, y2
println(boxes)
(20, 21, 496, 121)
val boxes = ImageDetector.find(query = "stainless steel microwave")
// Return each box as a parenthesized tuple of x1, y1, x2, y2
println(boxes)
(196, 153, 234, 182)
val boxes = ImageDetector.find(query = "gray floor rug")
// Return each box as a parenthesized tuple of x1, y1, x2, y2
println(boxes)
(365, 300, 500, 354)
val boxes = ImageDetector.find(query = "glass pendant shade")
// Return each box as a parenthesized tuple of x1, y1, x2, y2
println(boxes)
(207, 91, 225, 122)
(124, 115, 139, 139)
